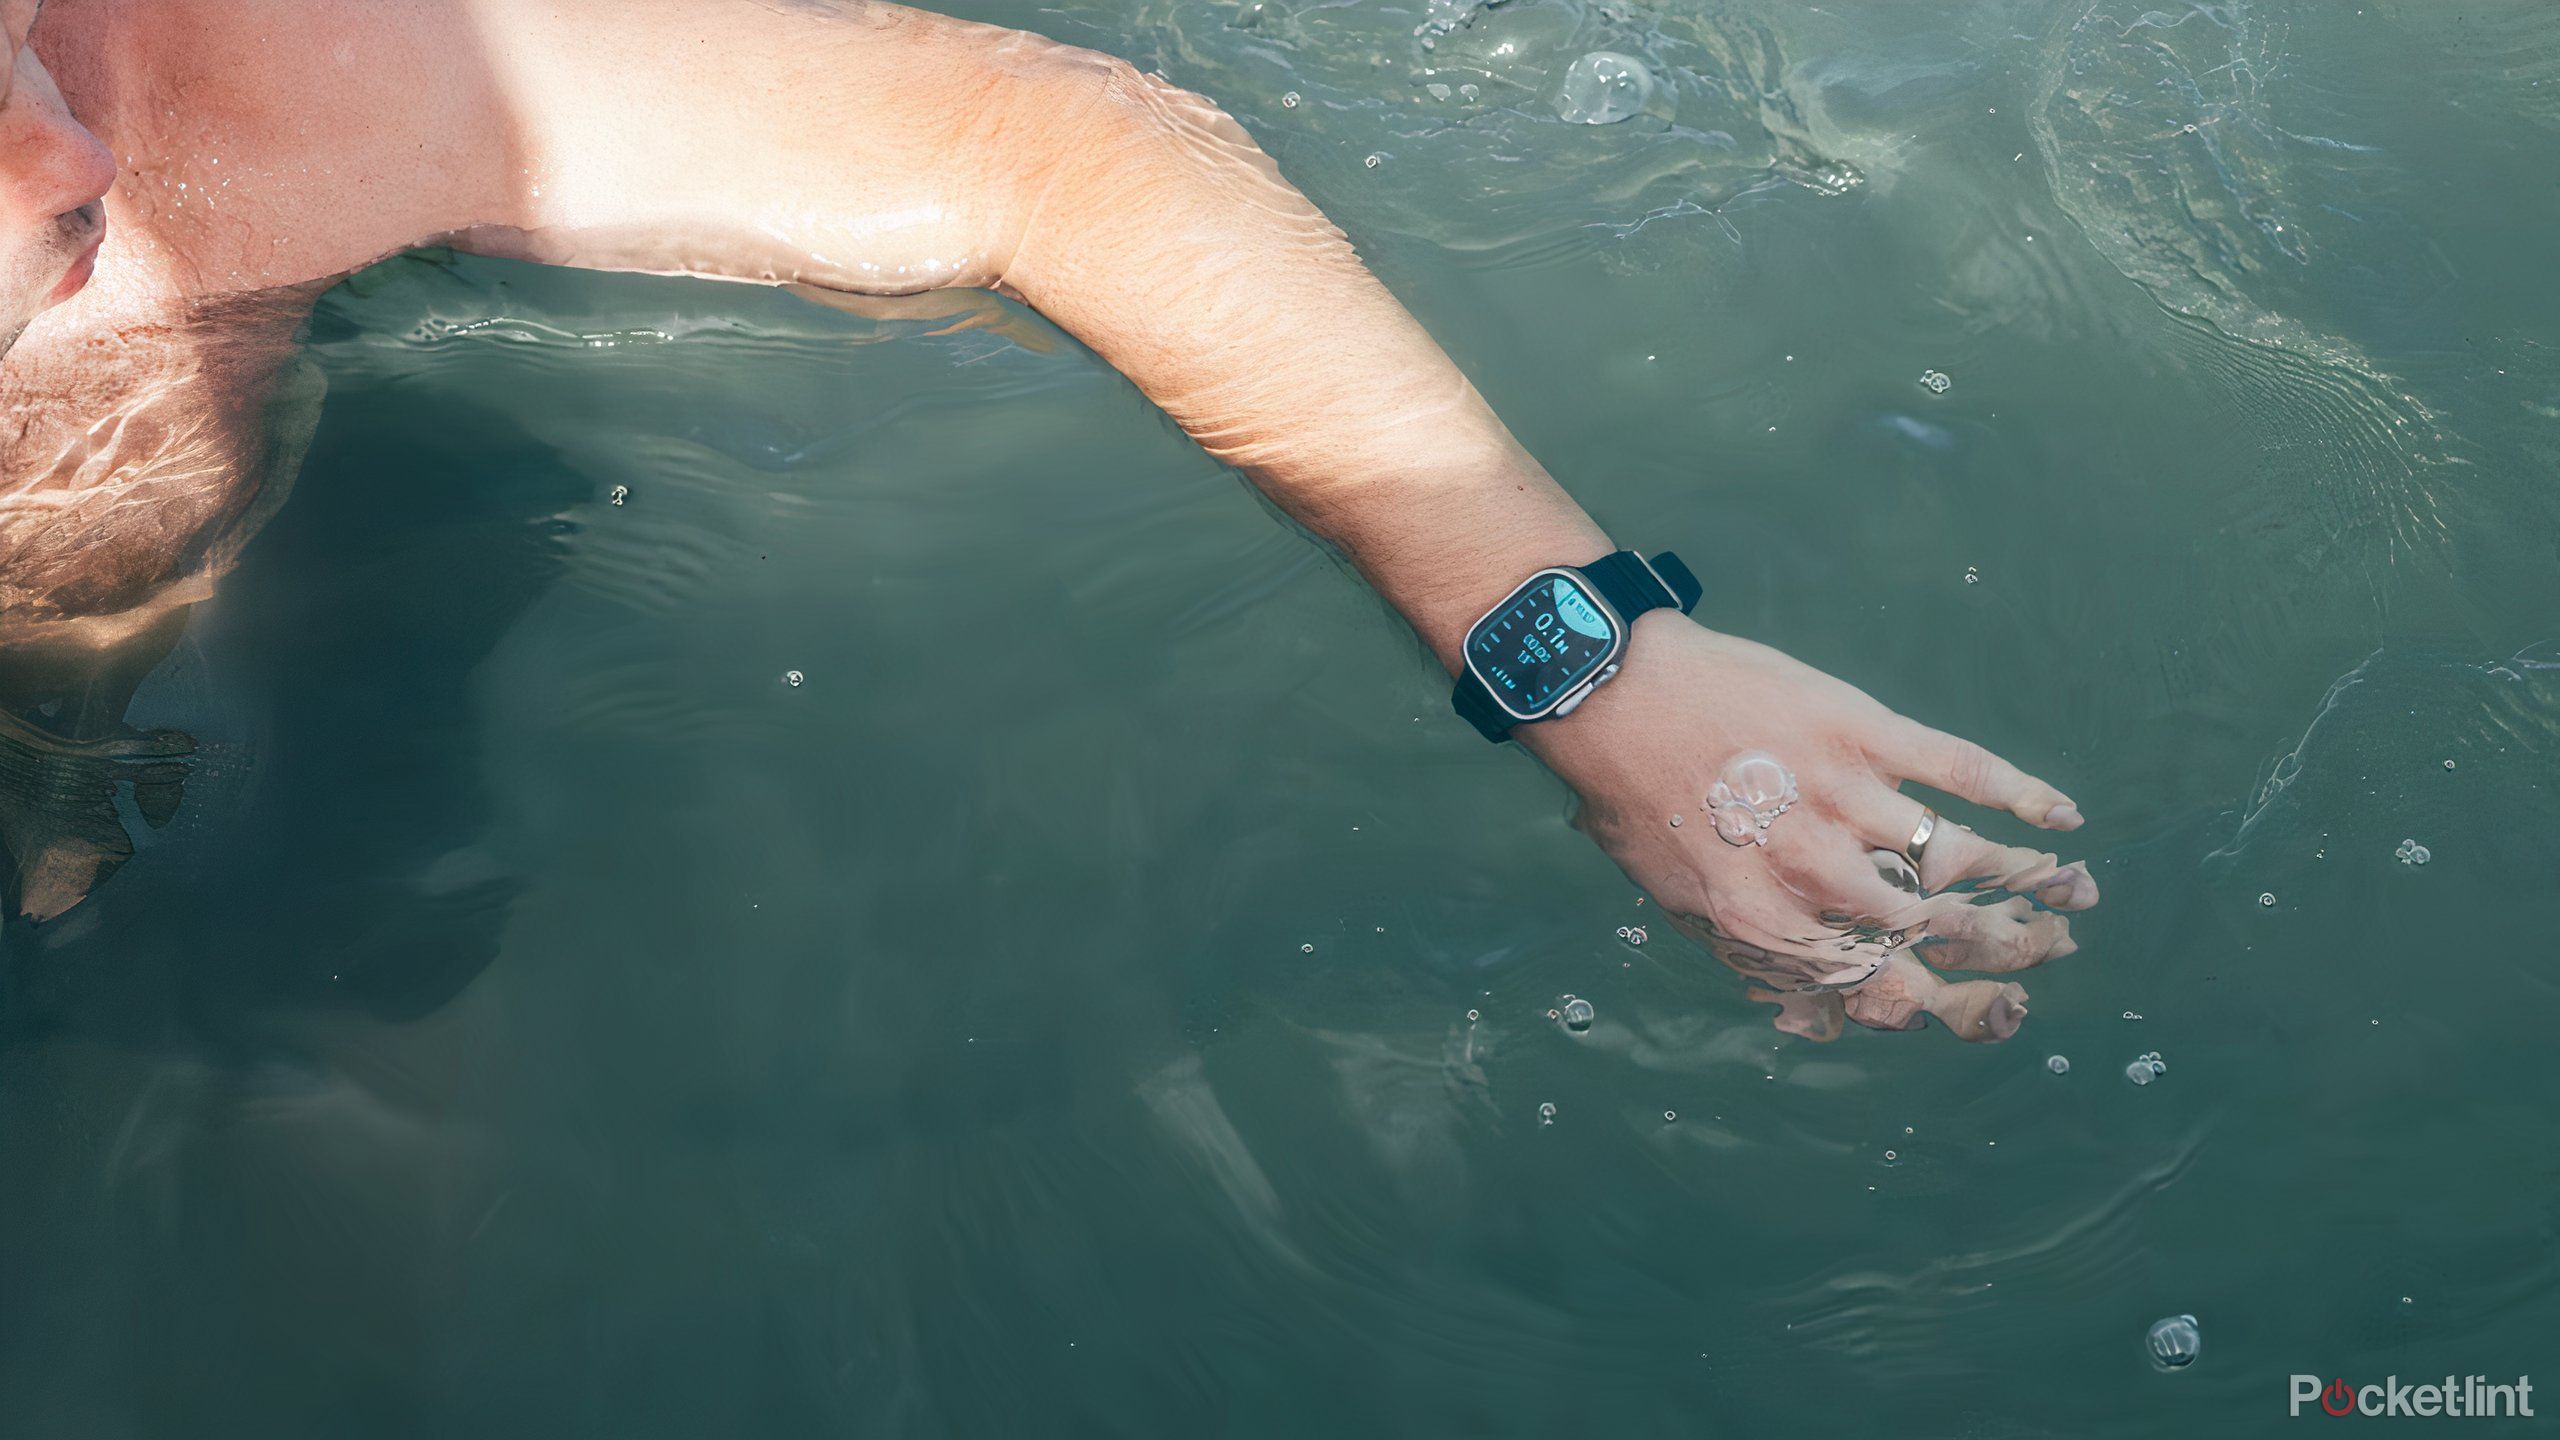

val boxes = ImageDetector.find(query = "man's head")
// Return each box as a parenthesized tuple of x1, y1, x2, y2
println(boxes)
(1, 0, 114, 358)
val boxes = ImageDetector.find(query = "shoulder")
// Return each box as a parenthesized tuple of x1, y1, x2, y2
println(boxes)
(43, 0, 517, 302)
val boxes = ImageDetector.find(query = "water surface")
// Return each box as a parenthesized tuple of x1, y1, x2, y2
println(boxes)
(5, 0, 2559, 1434)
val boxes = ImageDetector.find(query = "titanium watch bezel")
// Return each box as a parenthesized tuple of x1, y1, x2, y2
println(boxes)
(1460, 567, 1628, 723)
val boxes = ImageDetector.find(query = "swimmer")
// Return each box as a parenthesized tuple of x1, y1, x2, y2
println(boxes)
(0, 0, 2097, 1037)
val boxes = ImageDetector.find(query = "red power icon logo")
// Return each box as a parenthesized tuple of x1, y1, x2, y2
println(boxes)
(2322, 1379, 2357, 1416)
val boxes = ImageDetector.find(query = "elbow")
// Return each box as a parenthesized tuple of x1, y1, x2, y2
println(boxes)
(989, 49, 1351, 302)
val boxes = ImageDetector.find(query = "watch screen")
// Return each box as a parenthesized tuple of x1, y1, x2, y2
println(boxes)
(1467, 573, 1619, 716)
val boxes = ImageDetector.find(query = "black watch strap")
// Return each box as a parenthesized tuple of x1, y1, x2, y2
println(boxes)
(1452, 660, 1515, 742)
(1580, 549, 1703, 621)
(1451, 550, 1701, 743)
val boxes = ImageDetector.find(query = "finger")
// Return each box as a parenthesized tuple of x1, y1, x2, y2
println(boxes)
(1845, 955, 2030, 1041)
(1911, 893, 2078, 974)
(1878, 720, 2083, 831)
(1841, 979, 1927, 1032)
(1925, 976, 2031, 1042)
(1831, 786, 2098, 909)
(1746, 988, 1846, 1042)
(1922, 824, 2097, 910)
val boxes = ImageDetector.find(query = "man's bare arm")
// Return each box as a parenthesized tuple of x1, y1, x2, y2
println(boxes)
(6, 0, 2094, 1032)
(432, 0, 2098, 1040)
(441, 0, 1598, 656)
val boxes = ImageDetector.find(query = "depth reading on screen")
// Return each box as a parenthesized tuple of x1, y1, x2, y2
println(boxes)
(1471, 574, 1616, 713)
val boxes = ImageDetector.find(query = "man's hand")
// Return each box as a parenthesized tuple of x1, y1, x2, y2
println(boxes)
(1521, 617, 2097, 1042)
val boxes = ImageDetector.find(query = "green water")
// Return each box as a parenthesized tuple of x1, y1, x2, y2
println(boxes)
(6, 0, 2560, 1434)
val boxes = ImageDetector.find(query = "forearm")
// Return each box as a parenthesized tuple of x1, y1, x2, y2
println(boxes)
(994, 63, 1608, 665)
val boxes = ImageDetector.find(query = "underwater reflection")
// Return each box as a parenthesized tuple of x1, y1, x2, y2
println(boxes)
(0, 613, 196, 921)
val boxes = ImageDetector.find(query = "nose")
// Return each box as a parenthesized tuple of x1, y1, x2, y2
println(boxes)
(0, 67, 116, 229)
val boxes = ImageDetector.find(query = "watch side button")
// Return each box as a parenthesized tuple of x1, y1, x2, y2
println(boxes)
(1555, 682, 1595, 718)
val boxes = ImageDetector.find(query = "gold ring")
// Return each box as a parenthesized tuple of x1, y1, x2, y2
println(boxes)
(1907, 807, 1938, 869)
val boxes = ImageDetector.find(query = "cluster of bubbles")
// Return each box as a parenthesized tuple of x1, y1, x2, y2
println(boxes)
(1554, 51, 1653, 125)
(1706, 752, 1798, 846)
(1615, 925, 1648, 946)
(2146, 1314, 2202, 1370)
(2125, 1051, 2168, 1086)
(2395, 838, 2432, 866)
(1918, 370, 1953, 395)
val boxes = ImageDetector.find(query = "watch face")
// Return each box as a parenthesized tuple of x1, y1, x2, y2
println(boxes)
(1466, 571, 1621, 718)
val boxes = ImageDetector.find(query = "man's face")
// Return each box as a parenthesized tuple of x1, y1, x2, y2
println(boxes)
(1, 0, 115, 357)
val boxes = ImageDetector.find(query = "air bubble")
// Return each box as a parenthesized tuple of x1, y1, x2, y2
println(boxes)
(1706, 752, 1799, 846)
(608, 485, 629, 506)
(1625, 926, 1647, 946)
(2123, 1010, 2144, 1020)
(1280, 91, 1301, 109)
(1465, 1009, 1480, 1022)
(1663, 1110, 1678, 1123)
(2126, 1050, 2166, 1085)
(1554, 51, 1653, 125)
(2146, 1314, 2201, 1370)
(1919, 370, 1952, 394)
(783, 670, 805, 687)
(1559, 997, 1595, 1032)
(1882, 1149, 1900, 1164)
(1539, 1102, 1557, 1126)
(2047, 1055, 2071, 1074)
(2259, 892, 2277, 907)
(2394, 838, 2431, 866)
(2443, 759, 2457, 770)
(1363, 152, 1384, 169)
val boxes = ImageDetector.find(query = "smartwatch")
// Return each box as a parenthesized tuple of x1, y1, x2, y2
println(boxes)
(1450, 549, 1702, 743)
